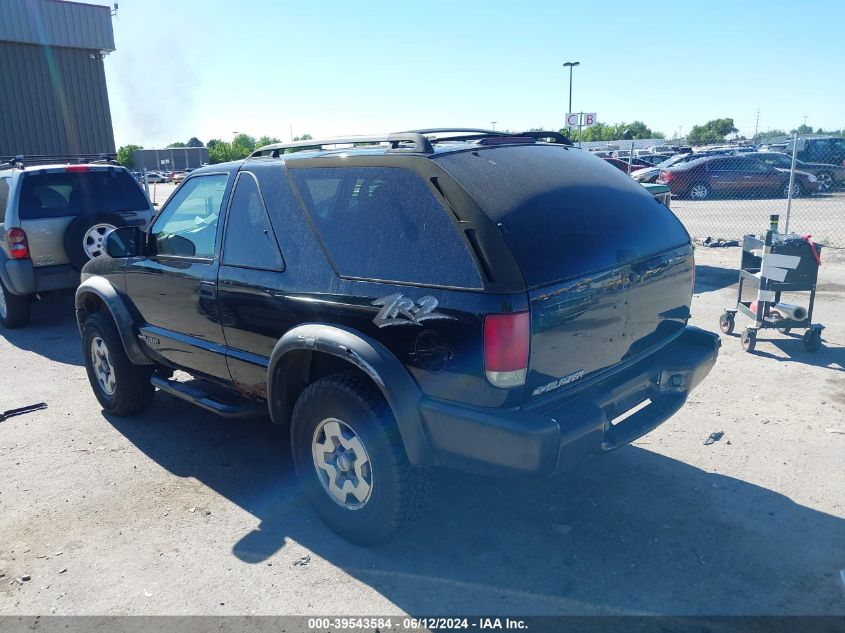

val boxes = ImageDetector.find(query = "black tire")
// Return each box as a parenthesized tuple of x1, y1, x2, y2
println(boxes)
(741, 328, 756, 353)
(291, 370, 430, 545)
(776, 327, 791, 335)
(0, 278, 31, 328)
(688, 182, 711, 200)
(82, 312, 155, 415)
(719, 312, 735, 335)
(803, 329, 822, 352)
(63, 212, 127, 271)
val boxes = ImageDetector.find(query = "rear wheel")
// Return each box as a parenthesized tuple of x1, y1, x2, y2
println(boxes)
(688, 182, 711, 200)
(0, 279, 30, 328)
(82, 312, 155, 415)
(816, 171, 833, 193)
(291, 370, 429, 544)
(782, 181, 801, 198)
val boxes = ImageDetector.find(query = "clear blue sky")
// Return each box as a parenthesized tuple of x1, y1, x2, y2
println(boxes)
(97, 0, 845, 148)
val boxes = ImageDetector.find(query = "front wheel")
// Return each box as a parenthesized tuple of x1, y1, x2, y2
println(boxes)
(291, 371, 430, 545)
(816, 171, 833, 193)
(0, 279, 30, 328)
(82, 312, 156, 415)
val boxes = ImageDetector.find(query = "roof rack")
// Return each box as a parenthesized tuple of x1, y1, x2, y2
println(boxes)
(249, 129, 572, 160)
(250, 133, 434, 158)
(406, 128, 572, 146)
(0, 153, 119, 170)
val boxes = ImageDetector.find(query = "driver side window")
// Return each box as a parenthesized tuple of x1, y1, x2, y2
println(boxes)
(151, 174, 229, 258)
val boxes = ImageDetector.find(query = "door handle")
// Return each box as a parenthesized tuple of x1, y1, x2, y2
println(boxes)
(199, 281, 216, 299)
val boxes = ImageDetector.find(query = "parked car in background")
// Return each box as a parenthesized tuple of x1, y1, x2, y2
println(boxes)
(169, 171, 188, 183)
(631, 153, 706, 183)
(648, 145, 674, 154)
(0, 159, 153, 328)
(603, 157, 653, 174)
(636, 153, 673, 166)
(753, 152, 845, 192)
(143, 172, 169, 183)
(785, 136, 845, 167)
(658, 155, 818, 200)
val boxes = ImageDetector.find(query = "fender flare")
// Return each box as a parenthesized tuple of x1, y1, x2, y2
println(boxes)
(268, 323, 432, 466)
(75, 275, 153, 365)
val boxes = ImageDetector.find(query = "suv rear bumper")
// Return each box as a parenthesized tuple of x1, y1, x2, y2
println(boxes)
(1, 259, 79, 295)
(418, 326, 720, 477)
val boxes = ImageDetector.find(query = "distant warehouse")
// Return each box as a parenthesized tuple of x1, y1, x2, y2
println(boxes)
(0, 0, 116, 157)
(133, 147, 209, 172)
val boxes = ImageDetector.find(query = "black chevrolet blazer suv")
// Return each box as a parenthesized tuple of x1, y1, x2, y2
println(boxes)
(75, 130, 719, 543)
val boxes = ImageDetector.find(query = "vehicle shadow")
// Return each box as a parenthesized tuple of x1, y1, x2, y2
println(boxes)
(0, 291, 82, 366)
(694, 264, 737, 294)
(105, 395, 845, 615)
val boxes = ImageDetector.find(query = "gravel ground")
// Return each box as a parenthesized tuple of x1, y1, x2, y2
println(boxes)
(1, 246, 844, 616)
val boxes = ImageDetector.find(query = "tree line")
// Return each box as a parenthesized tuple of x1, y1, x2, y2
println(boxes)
(115, 134, 313, 168)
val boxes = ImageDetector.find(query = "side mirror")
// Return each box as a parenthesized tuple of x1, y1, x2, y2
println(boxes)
(106, 226, 143, 258)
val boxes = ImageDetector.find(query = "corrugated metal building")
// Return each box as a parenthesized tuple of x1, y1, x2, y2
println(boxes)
(133, 147, 210, 172)
(0, 0, 116, 157)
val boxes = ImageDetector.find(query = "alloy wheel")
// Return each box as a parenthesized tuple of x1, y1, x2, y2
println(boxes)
(90, 336, 117, 395)
(311, 417, 373, 510)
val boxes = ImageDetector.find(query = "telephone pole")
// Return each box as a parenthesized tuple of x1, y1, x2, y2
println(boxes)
(753, 108, 760, 139)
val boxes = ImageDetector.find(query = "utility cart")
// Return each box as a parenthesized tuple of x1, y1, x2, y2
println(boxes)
(719, 226, 823, 353)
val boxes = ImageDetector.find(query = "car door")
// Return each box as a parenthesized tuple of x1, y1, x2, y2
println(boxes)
(705, 158, 738, 192)
(215, 170, 292, 394)
(740, 157, 780, 196)
(124, 171, 233, 380)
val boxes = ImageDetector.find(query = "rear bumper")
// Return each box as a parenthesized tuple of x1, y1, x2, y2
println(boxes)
(1, 259, 79, 295)
(419, 326, 720, 477)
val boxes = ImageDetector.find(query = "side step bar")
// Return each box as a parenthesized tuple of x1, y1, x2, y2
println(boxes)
(151, 374, 266, 419)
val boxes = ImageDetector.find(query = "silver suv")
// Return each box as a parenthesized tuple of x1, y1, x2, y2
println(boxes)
(0, 159, 153, 328)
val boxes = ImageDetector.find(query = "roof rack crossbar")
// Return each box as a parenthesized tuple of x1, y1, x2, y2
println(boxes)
(250, 133, 434, 158)
(1, 153, 119, 170)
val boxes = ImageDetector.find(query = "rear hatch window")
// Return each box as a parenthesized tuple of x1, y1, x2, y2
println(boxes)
(19, 169, 149, 219)
(434, 145, 690, 287)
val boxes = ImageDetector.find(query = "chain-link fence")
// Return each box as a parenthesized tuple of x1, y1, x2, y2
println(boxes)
(625, 135, 845, 248)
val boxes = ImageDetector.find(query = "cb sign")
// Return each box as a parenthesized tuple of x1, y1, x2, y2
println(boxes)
(566, 112, 597, 128)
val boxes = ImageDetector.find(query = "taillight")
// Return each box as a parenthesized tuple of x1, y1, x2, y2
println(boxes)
(483, 311, 530, 388)
(660, 170, 674, 182)
(65, 165, 90, 172)
(7, 228, 29, 260)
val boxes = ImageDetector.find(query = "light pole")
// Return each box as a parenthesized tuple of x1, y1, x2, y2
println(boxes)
(562, 61, 580, 116)
(491, 121, 497, 131)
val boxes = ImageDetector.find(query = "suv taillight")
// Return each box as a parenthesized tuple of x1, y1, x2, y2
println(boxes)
(659, 170, 674, 182)
(6, 228, 29, 260)
(483, 311, 529, 388)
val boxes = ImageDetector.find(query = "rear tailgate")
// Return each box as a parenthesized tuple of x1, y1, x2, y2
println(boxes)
(435, 145, 693, 399)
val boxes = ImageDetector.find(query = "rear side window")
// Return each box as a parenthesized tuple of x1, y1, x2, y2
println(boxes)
(290, 166, 482, 288)
(0, 178, 9, 223)
(18, 169, 148, 219)
(435, 145, 690, 287)
(222, 172, 284, 270)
